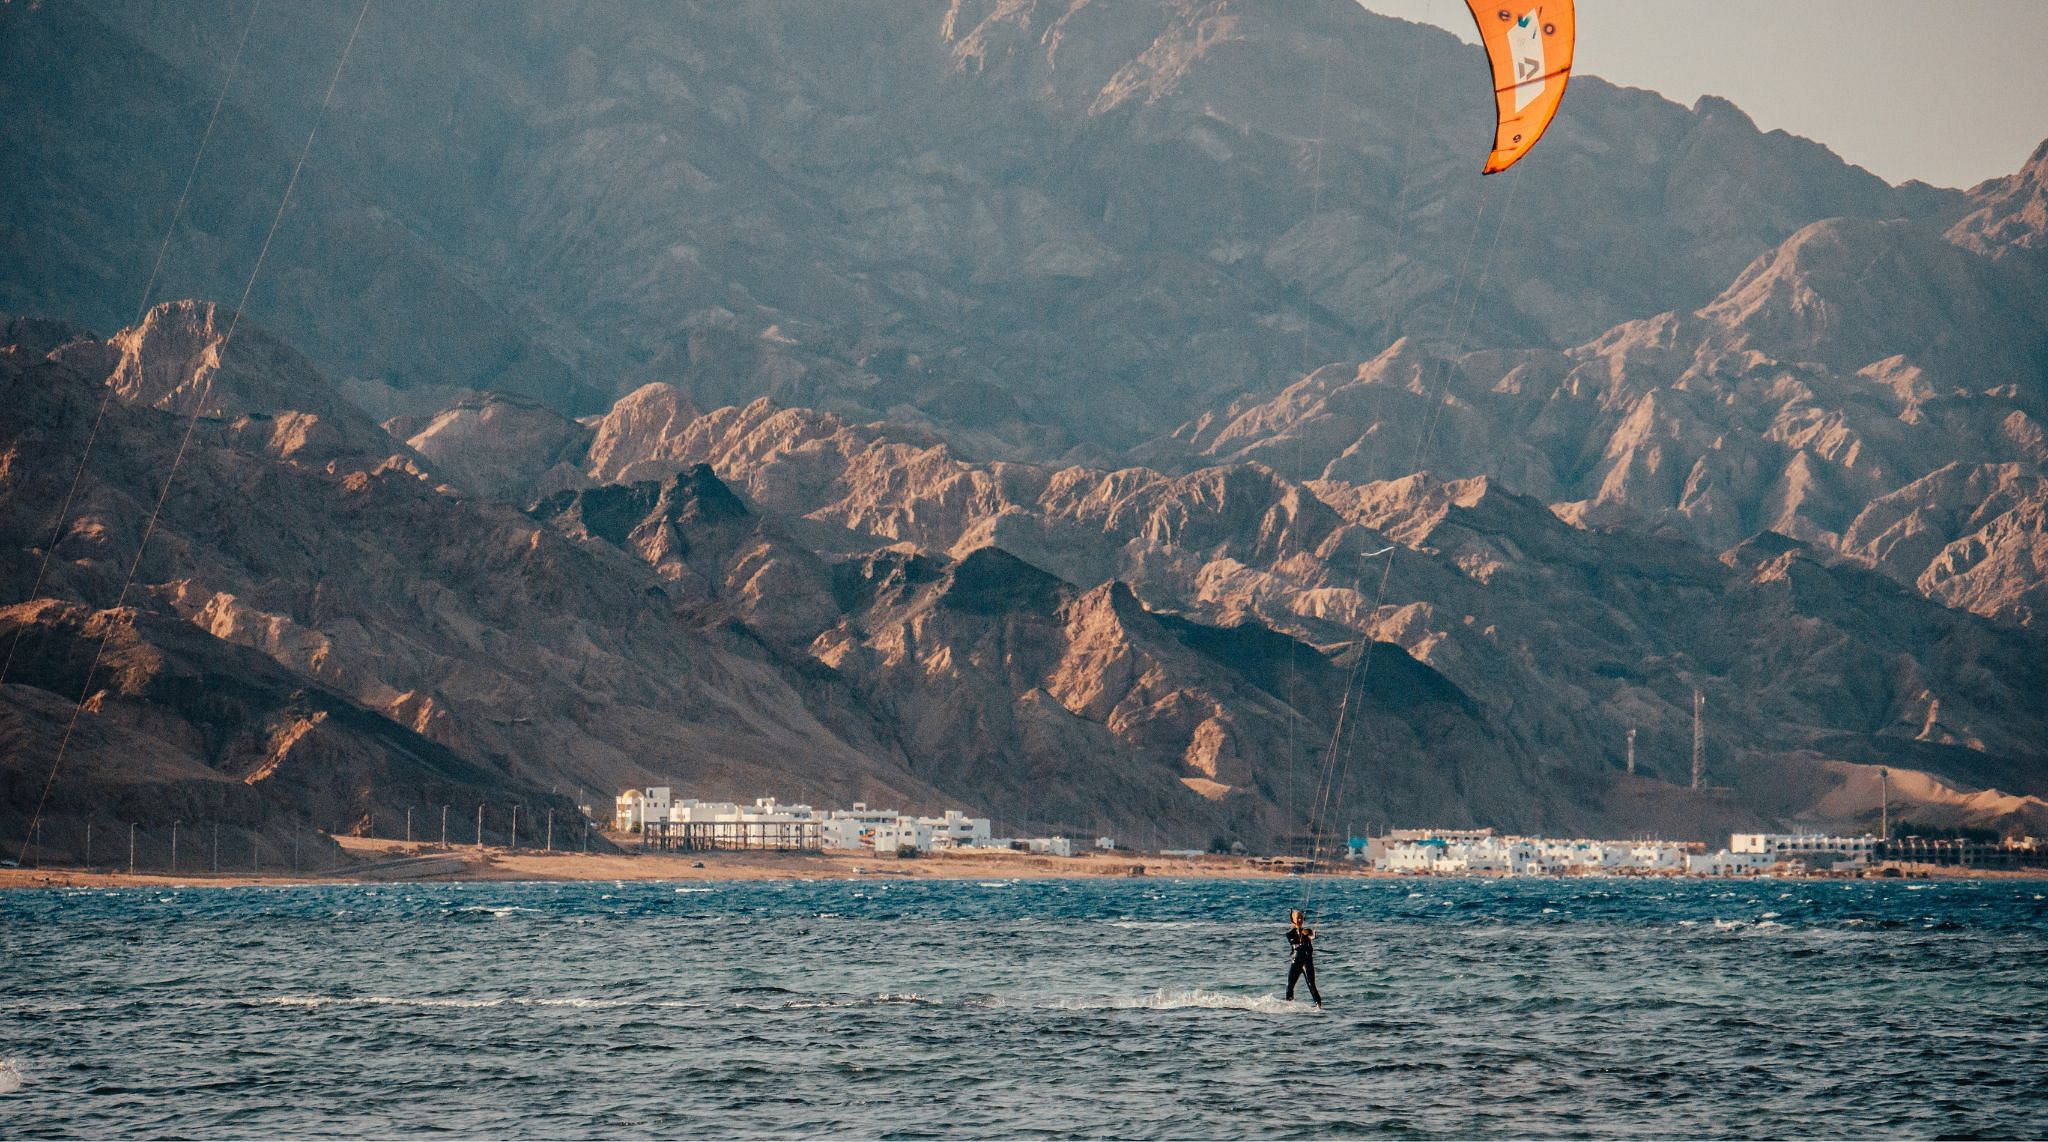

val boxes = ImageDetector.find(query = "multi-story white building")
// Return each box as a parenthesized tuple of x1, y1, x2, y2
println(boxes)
(871, 817, 934, 853)
(1686, 848, 1775, 875)
(818, 803, 910, 851)
(1730, 833, 1879, 867)
(613, 786, 672, 832)
(1371, 832, 1699, 876)
(618, 789, 1043, 856)
(917, 810, 992, 849)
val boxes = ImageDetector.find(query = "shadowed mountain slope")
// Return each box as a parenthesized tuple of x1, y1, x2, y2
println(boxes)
(5, 0, 1961, 451)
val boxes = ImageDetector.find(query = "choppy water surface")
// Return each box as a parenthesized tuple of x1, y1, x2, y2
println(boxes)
(3, 877, 2045, 1137)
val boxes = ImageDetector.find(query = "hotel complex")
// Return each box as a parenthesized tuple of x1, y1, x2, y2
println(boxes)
(1362, 828, 1898, 876)
(611, 787, 1076, 855)
(608, 790, 2037, 873)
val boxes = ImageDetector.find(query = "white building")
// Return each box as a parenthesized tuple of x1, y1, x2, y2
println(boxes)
(613, 786, 672, 832)
(918, 810, 992, 849)
(613, 789, 1013, 856)
(1371, 832, 1703, 876)
(871, 817, 934, 853)
(1687, 848, 1775, 876)
(1730, 833, 1879, 868)
(1362, 827, 1497, 863)
(819, 803, 909, 851)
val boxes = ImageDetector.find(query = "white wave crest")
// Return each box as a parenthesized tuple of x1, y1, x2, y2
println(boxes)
(257, 994, 703, 1012)
(261, 995, 507, 1010)
(0, 1058, 23, 1095)
(1049, 988, 1316, 1015)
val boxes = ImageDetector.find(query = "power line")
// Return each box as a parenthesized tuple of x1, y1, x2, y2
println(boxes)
(0, 0, 264, 691)
(15, 0, 375, 866)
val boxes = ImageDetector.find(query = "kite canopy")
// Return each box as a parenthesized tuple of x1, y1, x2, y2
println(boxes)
(1464, 1, 1576, 174)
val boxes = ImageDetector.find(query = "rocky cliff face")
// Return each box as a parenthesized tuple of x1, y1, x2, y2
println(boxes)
(1160, 199, 2048, 630)
(0, 306, 962, 859)
(1948, 140, 2048, 259)
(0, 599, 578, 867)
(527, 388, 2048, 842)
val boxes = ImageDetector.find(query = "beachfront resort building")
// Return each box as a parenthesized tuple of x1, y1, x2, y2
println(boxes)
(1369, 828, 1893, 876)
(613, 786, 673, 832)
(1369, 830, 1698, 875)
(621, 792, 1002, 855)
(1727, 833, 1880, 869)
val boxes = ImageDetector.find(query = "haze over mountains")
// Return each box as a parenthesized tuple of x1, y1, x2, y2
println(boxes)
(4, 0, 2045, 860)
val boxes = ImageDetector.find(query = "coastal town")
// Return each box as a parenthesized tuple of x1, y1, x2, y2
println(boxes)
(606, 787, 2048, 877)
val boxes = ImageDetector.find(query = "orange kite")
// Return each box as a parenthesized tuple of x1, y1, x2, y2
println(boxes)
(1464, 1, 1576, 174)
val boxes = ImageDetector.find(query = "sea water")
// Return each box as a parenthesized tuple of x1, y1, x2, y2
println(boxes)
(2, 877, 2044, 1138)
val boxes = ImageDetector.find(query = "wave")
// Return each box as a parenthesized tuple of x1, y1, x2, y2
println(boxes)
(1047, 988, 1317, 1015)
(0, 1058, 22, 1095)
(260, 995, 506, 1010)
(253, 994, 707, 1012)
(782, 993, 932, 1010)
(1105, 920, 1219, 930)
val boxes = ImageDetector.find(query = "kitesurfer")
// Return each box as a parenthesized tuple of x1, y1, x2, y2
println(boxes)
(1285, 909, 1321, 1007)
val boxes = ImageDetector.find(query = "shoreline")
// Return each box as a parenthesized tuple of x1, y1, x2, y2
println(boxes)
(3, 836, 2040, 890)
(0, 835, 1318, 889)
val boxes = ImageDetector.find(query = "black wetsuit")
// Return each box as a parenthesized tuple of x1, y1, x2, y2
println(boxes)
(1286, 925, 1321, 1005)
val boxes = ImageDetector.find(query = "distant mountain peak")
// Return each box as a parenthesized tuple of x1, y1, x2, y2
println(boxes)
(1948, 135, 2048, 258)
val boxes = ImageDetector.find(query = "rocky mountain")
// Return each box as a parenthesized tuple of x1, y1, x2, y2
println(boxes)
(6, 0, 1962, 452)
(525, 389, 2048, 842)
(5, 2, 2045, 856)
(1948, 139, 2048, 259)
(0, 306, 962, 861)
(0, 598, 562, 870)
(1160, 186, 2048, 628)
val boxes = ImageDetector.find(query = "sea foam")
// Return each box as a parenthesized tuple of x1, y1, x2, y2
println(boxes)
(1049, 988, 1317, 1015)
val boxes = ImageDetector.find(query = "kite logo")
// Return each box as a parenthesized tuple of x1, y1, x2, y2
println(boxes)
(1508, 8, 1545, 111)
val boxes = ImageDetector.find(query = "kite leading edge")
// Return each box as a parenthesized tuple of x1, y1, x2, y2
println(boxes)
(1464, 1, 1576, 173)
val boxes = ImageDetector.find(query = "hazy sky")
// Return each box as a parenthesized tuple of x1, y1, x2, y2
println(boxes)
(1358, 0, 2048, 189)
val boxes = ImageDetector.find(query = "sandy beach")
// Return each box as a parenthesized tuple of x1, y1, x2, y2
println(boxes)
(4, 835, 2037, 890)
(0, 834, 1335, 890)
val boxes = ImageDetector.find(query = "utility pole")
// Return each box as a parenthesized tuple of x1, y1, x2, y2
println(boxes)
(1691, 689, 1705, 791)
(170, 821, 179, 873)
(1626, 727, 1636, 777)
(511, 805, 520, 852)
(406, 807, 413, 844)
(128, 823, 136, 875)
(441, 805, 449, 849)
(1879, 767, 1890, 840)
(546, 808, 554, 853)
(476, 804, 484, 848)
